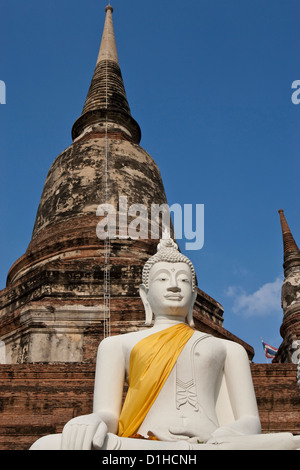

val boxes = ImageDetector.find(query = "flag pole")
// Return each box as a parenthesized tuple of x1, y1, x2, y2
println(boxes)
(261, 337, 269, 364)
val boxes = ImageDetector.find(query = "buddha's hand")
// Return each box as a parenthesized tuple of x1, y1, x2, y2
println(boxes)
(61, 413, 107, 450)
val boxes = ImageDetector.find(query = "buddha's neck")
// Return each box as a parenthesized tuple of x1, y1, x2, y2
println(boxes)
(153, 315, 186, 326)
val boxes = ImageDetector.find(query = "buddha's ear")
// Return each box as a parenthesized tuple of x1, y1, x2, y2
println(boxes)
(139, 284, 153, 326)
(187, 290, 197, 328)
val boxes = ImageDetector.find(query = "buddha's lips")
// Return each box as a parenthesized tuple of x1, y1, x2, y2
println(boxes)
(164, 293, 183, 300)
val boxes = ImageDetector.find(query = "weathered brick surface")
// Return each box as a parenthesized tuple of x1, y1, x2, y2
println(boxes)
(251, 363, 300, 435)
(0, 364, 95, 450)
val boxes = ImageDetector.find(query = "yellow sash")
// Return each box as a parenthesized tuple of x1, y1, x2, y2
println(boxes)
(118, 323, 195, 437)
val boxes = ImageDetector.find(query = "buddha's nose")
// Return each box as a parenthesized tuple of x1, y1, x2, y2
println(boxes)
(167, 286, 181, 293)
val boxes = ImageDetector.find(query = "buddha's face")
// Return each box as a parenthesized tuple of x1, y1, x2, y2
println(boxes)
(144, 261, 196, 319)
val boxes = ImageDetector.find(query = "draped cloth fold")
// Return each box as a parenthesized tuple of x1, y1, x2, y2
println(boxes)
(118, 323, 195, 437)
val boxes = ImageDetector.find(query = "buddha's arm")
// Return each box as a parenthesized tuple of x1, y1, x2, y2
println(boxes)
(93, 335, 126, 434)
(61, 336, 126, 449)
(211, 341, 261, 440)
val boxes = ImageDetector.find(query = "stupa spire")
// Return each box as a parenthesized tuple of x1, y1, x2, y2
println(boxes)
(72, 5, 141, 143)
(278, 209, 300, 277)
(96, 5, 118, 65)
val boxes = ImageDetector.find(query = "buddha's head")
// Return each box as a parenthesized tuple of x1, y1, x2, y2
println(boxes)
(140, 234, 197, 326)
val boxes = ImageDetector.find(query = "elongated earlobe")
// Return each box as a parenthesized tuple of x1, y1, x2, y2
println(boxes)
(187, 290, 197, 328)
(139, 284, 153, 326)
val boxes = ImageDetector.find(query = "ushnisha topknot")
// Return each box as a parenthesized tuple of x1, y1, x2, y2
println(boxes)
(142, 231, 197, 291)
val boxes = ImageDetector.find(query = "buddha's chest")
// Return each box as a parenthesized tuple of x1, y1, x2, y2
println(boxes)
(173, 334, 227, 410)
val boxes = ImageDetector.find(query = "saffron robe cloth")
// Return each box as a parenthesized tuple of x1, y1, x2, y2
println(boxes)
(118, 323, 195, 437)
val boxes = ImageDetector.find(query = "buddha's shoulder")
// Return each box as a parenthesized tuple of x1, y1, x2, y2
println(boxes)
(192, 330, 225, 349)
(99, 328, 150, 349)
(192, 331, 247, 354)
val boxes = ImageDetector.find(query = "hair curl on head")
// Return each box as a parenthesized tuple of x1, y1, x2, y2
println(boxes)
(142, 236, 197, 291)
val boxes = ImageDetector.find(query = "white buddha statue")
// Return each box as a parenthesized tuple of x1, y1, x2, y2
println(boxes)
(30, 236, 300, 450)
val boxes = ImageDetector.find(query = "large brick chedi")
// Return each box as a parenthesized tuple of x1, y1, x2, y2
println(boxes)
(0, 6, 236, 365)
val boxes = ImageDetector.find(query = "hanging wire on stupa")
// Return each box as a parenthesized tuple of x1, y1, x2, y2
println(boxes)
(103, 9, 111, 339)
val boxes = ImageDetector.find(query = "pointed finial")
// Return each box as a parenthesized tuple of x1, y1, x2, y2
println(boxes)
(278, 209, 300, 253)
(162, 228, 171, 239)
(97, 4, 118, 64)
(278, 209, 300, 277)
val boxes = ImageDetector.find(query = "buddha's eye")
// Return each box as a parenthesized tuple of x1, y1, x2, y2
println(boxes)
(155, 275, 168, 282)
(179, 277, 190, 283)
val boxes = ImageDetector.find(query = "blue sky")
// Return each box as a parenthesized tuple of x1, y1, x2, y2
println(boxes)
(0, 0, 299, 363)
